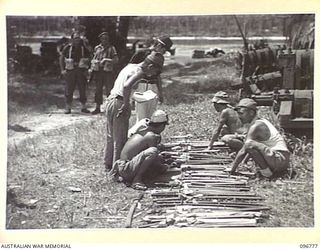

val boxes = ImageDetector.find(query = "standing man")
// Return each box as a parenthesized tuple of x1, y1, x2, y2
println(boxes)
(90, 32, 119, 115)
(130, 36, 173, 63)
(130, 36, 173, 103)
(109, 110, 169, 190)
(207, 91, 244, 150)
(229, 98, 290, 178)
(104, 51, 164, 171)
(59, 31, 91, 114)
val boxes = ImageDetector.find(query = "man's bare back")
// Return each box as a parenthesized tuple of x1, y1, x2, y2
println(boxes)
(221, 108, 242, 133)
(120, 131, 161, 160)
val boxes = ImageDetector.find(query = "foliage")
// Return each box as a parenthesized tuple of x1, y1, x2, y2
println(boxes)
(7, 14, 306, 38)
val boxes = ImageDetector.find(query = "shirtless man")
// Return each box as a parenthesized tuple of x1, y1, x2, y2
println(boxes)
(109, 110, 169, 190)
(229, 98, 290, 178)
(207, 91, 244, 150)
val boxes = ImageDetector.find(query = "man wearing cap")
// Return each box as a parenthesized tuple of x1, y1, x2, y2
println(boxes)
(130, 36, 173, 103)
(229, 98, 290, 178)
(104, 51, 165, 172)
(207, 91, 244, 150)
(109, 110, 169, 190)
(130, 36, 173, 64)
(90, 32, 119, 114)
(59, 31, 91, 114)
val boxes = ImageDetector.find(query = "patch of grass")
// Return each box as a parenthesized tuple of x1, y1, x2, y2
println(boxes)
(7, 117, 143, 229)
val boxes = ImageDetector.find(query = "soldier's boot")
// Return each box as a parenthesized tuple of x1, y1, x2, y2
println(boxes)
(64, 103, 71, 114)
(81, 103, 90, 113)
(91, 104, 101, 115)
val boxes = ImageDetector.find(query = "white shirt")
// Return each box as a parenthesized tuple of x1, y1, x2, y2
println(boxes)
(258, 118, 289, 152)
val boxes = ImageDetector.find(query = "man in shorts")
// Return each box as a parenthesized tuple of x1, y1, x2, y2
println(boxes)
(109, 110, 170, 190)
(229, 98, 290, 178)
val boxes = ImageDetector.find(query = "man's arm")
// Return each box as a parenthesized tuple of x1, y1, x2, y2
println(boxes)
(155, 75, 164, 103)
(59, 46, 67, 75)
(208, 112, 228, 149)
(230, 121, 269, 173)
(230, 146, 247, 174)
(111, 47, 119, 65)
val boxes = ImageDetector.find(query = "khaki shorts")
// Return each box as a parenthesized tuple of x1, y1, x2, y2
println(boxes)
(260, 148, 290, 173)
(117, 147, 158, 182)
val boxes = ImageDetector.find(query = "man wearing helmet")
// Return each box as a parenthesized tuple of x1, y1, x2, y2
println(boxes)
(109, 110, 169, 190)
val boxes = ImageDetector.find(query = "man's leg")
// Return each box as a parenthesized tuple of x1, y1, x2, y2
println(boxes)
(104, 72, 114, 98)
(221, 134, 244, 151)
(130, 147, 159, 185)
(93, 71, 104, 114)
(104, 99, 115, 171)
(64, 70, 76, 114)
(76, 68, 90, 113)
(220, 125, 231, 137)
(244, 140, 290, 176)
(143, 154, 167, 179)
(112, 99, 130, 165)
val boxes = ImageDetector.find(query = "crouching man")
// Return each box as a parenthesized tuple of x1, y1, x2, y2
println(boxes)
(229, 98, 290, 178)
(109, 110, 169, 190)
(207, 91, 244, 150)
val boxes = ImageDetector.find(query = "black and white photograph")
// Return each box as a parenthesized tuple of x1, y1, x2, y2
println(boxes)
(5, 13, 315, 231)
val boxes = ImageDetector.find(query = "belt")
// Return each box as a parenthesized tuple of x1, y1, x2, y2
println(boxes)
(115, 95, 123, 100)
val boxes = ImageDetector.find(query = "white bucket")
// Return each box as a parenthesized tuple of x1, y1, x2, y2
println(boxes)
(132, 90, 158, 122)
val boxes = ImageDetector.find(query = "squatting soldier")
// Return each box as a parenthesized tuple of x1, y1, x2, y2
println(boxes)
(229, 98, 291, 178)
(59, 31, 91, 114)
(90, 32, 119, 115)
(109, 110, 169, 190)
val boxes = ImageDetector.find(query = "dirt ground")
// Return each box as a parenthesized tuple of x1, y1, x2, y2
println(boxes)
(6, 52, 314, 229)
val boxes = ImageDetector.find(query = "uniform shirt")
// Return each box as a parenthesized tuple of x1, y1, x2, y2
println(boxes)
(109, 64, 143, 98)
(61, 44, 90, 63)
(93, 44, 118, 62)
(257, 118, 289, 152)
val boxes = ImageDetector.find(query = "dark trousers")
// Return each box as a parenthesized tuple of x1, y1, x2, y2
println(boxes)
(94, 71, 114, 105)
(65, 68, 87, 105)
